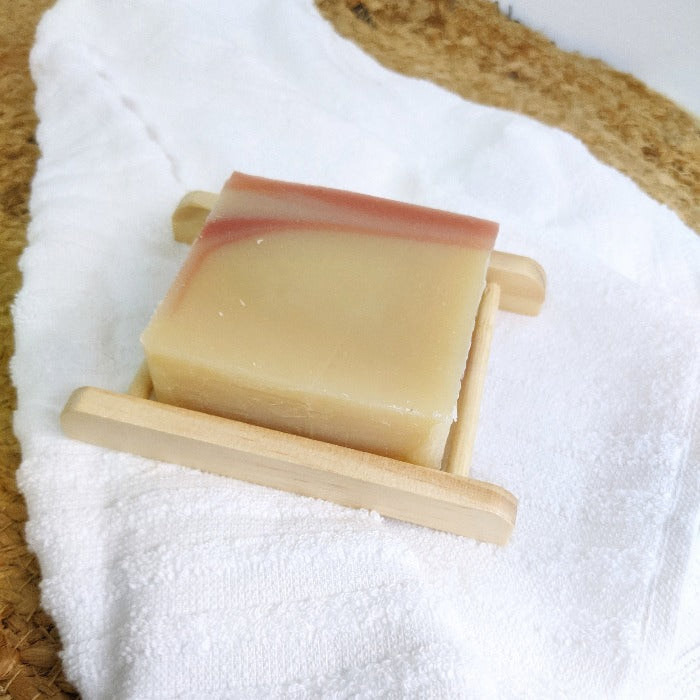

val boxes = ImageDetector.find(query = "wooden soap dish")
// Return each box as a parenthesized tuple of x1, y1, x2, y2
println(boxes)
(61, 192, 546, 545)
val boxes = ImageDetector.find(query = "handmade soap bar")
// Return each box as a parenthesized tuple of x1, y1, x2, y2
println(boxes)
(141, 172, 498, 469)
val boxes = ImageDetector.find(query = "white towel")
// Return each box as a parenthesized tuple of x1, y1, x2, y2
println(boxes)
(13, 1, 700, 697)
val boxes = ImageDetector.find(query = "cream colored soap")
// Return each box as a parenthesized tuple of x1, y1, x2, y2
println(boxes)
(141, 172, 498, 469)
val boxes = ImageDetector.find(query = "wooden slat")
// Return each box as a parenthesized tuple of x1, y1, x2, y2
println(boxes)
(444, 282, 500, 475)
(487, 250, 546, 316)
(61, 386, 517, 544)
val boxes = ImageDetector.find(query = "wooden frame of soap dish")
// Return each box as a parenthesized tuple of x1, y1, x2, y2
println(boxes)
(61, 192, 546, 545)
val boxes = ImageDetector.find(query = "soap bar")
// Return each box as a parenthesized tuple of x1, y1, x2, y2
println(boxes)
(141, 172, 497, 469)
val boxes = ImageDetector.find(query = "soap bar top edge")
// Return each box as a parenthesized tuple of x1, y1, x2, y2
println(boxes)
(200, 171, 499, 250)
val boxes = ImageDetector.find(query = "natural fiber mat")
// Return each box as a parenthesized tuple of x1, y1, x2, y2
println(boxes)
(0, 0, 697, 696)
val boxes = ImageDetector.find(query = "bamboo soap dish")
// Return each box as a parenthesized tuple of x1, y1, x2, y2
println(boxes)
(61, 190, 546, 546)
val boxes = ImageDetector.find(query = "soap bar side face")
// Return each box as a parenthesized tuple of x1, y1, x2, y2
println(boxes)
(142, 173, 497, 469)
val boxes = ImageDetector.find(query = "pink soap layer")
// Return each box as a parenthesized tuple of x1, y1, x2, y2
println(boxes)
(206, 172, 499, 249)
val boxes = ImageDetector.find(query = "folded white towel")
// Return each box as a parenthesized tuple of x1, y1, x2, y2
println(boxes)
(13, 1, 700, 697)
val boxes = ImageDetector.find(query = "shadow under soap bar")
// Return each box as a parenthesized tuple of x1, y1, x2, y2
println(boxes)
(141, 172, 498, 469)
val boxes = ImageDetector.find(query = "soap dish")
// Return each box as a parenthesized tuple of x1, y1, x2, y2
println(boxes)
(61, 192, 546, 545)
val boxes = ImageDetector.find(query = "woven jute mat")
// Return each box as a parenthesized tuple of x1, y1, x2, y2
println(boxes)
(1, 1, 698, 696)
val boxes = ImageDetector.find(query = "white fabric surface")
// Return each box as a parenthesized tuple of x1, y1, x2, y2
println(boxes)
(13, 0, 700, 697)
